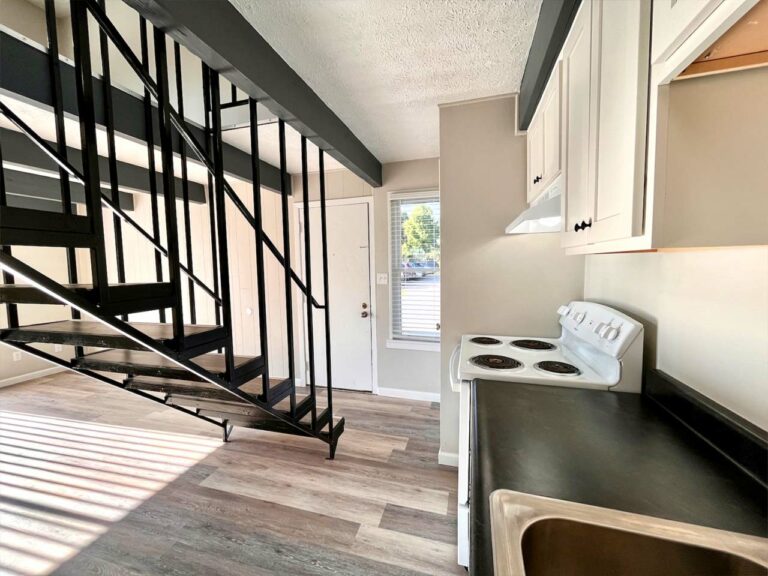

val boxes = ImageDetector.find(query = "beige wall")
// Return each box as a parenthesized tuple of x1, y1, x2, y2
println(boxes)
(0, 246, 75, 386)
(661, 67, 768, 248)
(439, 95, 585, 459)
(374, 159, 442, 396)
(584, 246, 768, 430)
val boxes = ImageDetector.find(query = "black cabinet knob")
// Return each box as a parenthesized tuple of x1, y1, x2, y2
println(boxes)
(574, 223, 580, 232)
(584, 218, 592, 229)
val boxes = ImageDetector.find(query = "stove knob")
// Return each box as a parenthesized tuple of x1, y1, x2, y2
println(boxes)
(605, 327, 620, 341)
(575, 312, 586, 324)
(594, 322, 606, 334)
(598, 324, 611, 338)
(557, 306, 571, 316)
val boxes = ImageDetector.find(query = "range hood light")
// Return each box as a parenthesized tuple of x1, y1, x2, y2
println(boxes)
(505, 181, 563, 235)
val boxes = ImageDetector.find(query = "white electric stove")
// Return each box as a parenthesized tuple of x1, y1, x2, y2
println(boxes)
(450, 301, 644, 567)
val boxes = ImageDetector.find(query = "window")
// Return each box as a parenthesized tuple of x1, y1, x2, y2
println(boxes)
(390, 192, 440, 344)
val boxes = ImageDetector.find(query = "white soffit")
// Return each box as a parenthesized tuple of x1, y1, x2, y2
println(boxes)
(229, 0, 542, 163)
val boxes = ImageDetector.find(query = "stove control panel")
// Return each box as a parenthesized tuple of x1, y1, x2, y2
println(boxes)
(559, 301, 643, 358)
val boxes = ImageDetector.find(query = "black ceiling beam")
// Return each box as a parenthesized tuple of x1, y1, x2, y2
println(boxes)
(0, 127, 203, 204)
(123, 0, 383, 188)
(3, 169, 134, 210)
(518, 0, 582, 131)
(0, 30, 288, 194)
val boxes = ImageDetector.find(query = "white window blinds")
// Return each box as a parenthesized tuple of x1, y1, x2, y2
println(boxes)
(390, 193, 440, 342)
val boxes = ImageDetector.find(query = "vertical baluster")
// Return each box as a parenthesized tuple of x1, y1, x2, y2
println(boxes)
(301, 137, 317, 428)
(231, 83, 237, 106)
(209, 68, 236, 379)
(97, 0, 126, 322)
(45, 0, 80, 352)
(70, 0, 109, 306)
(249, 99, 270, 400)
(202, 64, 221, 328)
(140, 17, 166, 323)
(174, 42, 196, 324)
(0, 132, 19, 328)
(278, 120, 296, 414)
(153, 27, 184, 348)
(319, 150, 334, 442)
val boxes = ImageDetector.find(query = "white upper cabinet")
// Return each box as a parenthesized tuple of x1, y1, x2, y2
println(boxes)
(526, 114, 544, 203)
(552, 0, 760, 254)
(527, 63, 562, 204)
(541, 63, 562, 189)
(589, 0, 651, 244)
(560, 1, 594, 248)
(559, 0, 651, 249)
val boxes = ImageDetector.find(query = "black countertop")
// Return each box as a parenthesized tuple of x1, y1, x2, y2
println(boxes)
(470, 379, 768, 576)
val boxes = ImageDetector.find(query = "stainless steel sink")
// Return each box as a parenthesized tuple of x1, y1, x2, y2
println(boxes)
(491, 490, 768, 576)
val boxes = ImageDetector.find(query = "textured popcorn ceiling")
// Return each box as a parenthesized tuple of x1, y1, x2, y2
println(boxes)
(229, 0, 542, 163)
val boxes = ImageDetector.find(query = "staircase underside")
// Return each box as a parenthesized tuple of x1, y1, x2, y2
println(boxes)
(0, 318, 343, 449)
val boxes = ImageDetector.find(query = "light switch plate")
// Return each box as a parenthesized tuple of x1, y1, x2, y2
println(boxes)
(377, 273, 388, 285)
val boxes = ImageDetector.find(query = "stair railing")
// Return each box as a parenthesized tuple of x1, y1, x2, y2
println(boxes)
(1, 0, 336, 442)
(84, 0, 334, 428)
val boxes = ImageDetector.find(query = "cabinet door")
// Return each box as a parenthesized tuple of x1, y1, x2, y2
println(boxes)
(541, 62, 562, 189)
(526, 115, 545, 203)
(561, 1, 593, 248)
(589, 0, 651, 244)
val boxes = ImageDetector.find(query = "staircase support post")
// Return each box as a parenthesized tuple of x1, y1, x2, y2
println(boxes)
(45, 0, 82, 353)
(70, 0, 110, 306)
(0, 134, 19, 329)
(249, 99, 270, 400)
(153, 27, 185, 349)
(319, 150, 335, 447)
(97, 0, 127, 301)
(301, 137, 318, 428)
(208, 68, 236, 380)
(278, 120, 297, 415)
(140, 17, 166, 324)
(175, 42, 197, 325)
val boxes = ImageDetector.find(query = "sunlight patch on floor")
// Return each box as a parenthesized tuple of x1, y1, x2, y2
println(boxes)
(0, 411, 220, 576)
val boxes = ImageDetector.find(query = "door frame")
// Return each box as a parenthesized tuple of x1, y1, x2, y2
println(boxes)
(293, 196, 378, 394)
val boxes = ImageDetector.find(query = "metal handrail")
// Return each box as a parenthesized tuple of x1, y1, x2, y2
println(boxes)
(84, 0, 325, 310)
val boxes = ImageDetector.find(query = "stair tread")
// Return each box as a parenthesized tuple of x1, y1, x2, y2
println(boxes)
(0, 282, 174, 314)
(75, 349, 262, 381)
(1, 319, 219, 340)
(0, 282, 171, 294)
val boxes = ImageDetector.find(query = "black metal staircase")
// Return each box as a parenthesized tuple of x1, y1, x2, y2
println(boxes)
(0, 0, 342, 457)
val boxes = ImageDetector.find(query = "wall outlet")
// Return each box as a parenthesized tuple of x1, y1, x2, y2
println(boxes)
(12, 351, 22, 362)
(54, 344, 63, 352)
(377, 273, 389, 285)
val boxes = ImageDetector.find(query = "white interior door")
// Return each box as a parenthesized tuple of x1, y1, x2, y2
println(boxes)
(297, 201, 373, 392)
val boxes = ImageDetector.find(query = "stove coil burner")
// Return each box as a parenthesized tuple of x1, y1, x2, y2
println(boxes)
(511, 339, 557, 351)
(470, 336, 502, 346)
(535, 361, 581, 376)
(470, 355, 522, 370)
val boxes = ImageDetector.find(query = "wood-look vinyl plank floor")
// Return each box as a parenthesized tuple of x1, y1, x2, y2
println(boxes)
(0, 372, 463, 575)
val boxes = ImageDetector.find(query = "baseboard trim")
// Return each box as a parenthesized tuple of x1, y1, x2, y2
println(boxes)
(438, 450, 459, 467)
(377, 387, 440, 403)
(0, 366, 65, 389)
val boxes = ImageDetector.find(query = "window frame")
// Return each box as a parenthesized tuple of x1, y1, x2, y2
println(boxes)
(387, 189, 441, 351)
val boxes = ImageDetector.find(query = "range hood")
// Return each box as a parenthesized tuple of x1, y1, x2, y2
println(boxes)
(505, 179, 562, 234)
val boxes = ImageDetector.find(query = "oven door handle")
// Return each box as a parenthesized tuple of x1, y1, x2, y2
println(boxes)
(449, 343, 462, 392)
